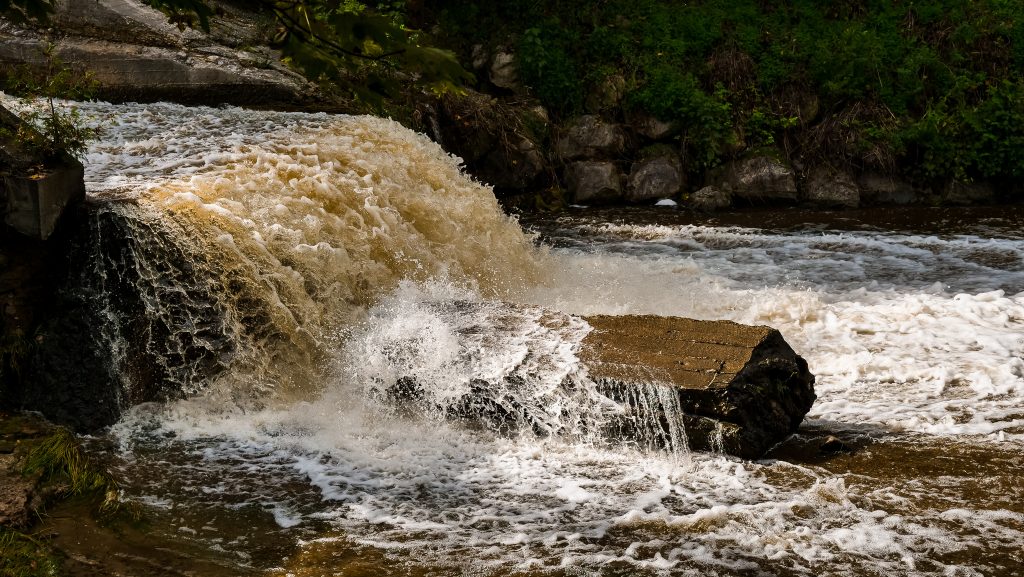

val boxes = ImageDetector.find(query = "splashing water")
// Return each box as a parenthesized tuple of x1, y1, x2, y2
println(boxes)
(6, 97, 1023, 575)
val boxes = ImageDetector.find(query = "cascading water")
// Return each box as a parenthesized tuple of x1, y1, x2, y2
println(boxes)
(5, 96, 1023, 576)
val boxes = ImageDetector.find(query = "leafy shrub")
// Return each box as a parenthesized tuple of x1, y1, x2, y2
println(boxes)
(630, 67, 733, 167)
(517, 23, 582, 114)
(433, 0, 1024, 180)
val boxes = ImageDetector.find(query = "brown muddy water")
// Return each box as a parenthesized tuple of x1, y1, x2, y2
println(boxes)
(3, 97, 1020, 576)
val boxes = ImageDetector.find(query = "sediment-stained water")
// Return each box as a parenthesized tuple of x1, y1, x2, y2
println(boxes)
(5, 97, 1023, 575)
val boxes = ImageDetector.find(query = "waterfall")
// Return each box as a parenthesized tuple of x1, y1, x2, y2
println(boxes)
(9, 98, 549, 409)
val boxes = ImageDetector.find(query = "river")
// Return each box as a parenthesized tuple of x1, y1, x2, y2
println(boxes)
(6, 98, 1023, 576)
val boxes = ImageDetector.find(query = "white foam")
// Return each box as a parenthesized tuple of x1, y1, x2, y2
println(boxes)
(522, 221, 1024, 440)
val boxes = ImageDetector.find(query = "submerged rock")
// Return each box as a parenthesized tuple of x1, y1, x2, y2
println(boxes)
(819, 435, 853, 454)
(689, 185, 733, 212)
(580, 315, 815, 459)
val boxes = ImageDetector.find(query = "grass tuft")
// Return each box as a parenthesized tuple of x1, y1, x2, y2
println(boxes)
(0, 527, 61, 577)
(20, 427, 141, 521)
(21, 427, 109, 496)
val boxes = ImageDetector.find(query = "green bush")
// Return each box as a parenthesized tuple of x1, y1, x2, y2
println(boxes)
(429, 0, 1023, 184)
(517, 23, 582, 115)
(966, 79, 1024, 180)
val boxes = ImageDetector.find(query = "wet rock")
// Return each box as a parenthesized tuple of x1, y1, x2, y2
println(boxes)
(819, 435, 853, 454)
(715, 154, 798, 204)
(16, 203, 235, 431)
(803, 165, 860, 209)
(476, 136, 549, 192)
(626, 153, 684, 203)
(944, 181, 995, 206)
(489, 51, 519, 91)
(555, 115, 627, 161)
(690, 185, 733, 212)
(565, 161, 623, 204)
(858, 172, 919, 205)
(581, 315, 815, 459)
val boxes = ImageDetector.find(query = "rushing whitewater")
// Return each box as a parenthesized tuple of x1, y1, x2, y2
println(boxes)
(6, 97, 1023, 575)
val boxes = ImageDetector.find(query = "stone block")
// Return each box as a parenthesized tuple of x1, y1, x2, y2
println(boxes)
(580, 315, 816, 458)
(374, 302, 816, 460)
(2, 162, 85, 240)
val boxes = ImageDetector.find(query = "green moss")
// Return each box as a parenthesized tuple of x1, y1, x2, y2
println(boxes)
(0, 528, 62, 577)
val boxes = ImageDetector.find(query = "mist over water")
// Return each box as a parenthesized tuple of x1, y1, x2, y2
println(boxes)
(8, 98, 1023, 575)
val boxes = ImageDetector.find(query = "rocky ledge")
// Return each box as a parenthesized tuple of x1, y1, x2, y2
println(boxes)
(0, 0, 316, 106)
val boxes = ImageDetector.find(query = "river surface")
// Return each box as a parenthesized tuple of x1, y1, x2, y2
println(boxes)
(5, 97, 1023, 576)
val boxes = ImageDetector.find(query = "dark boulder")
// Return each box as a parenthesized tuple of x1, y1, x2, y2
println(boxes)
(689, 185, 733, 212)
(565, 161, 623, 204)
(626, 153, 684, 203)
(712, 153, 798, 205)
(944, 180, 995, 206)
(858, 172, 919, 206)
(580, 315, 815, 459)
(555, 115, 627, 161)
(802, 165, 860, 209)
